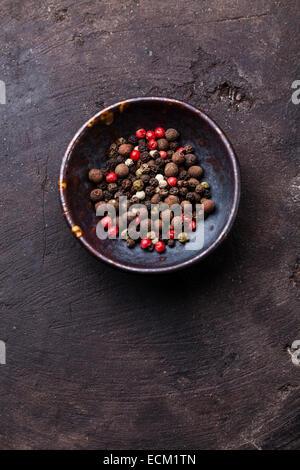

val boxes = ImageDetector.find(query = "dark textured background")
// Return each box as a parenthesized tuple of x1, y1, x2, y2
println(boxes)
(0, 0, 299, 450)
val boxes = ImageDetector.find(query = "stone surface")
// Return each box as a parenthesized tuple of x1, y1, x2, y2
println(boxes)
(0, 0, 299, 450)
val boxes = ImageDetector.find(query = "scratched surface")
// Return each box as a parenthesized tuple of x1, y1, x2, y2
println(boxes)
(0, 0, 299, 450)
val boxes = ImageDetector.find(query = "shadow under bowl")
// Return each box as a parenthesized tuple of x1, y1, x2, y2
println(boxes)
(59, 97, 240, 273)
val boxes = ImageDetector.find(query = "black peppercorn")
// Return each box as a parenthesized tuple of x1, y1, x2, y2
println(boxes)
(149, 177, 159, 187)
(160, 188, 169, 198)
(157, 138, 169, 150)
(127, 135, 138, 145)
(103, 190, 113, 201)
(185, 153, 197, 167)
(138, 138, 146, 146)
(169, 141, 179, 151)
(141, 174, 150, 184)
(165, 128, 180, 141)
(145, 186, 155, 197)
(179, 169, 187, 179)
(140, 151, 151, 163)
(167, 239, 176, 248)
(179, 187, 188, 197)
(169, 187, 179, 196)
(138, 144, 147, 152)
(186, 192, 194, 202)
(108, 183, 118, 193)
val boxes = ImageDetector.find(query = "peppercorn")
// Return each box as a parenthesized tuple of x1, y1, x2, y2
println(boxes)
(128, 135, 138, 145)
(193, 192, 201, 203)
(188, 178, 199, 190)
(115, 163, 129, 178)
(188, 165, 203, 179)
(186, 192, 194, 202)
(89, 169, 103, 183)
(115, 137, 126, 146)
(159, 188, 169, 198)
(167, 239, 176, 247)
(165, 195, 179, 205)
(172, 151, 185, 165)
(178, 232, 189, 243)
(169, 141, 179, 151)
(165, 128, 179, 141)
(164, 163, 178, 177)
(157, 138, 169, 151)
(138, 144, 147, 152)
(195, 184, 204, 194)
(151, 193, 160, 204)
(103, 190, 113, 201)
(140, 151, 151, 163)
(184, 145, 194, 153)
(149, 177, 158, 187)
(179, 187, 188, 198)
(179, 169, 187, 179)
(145, 186, 154, 197)
(202, 199, 215, 214)
(169, 187, 179, 196)
(185, 154, 197, 167)
(90, 188, 103, 201)
(108, 183, 118, 193)
(132, 179, 144, 191)
(126, 238, 136, 248)
(122, 178, 132, 190)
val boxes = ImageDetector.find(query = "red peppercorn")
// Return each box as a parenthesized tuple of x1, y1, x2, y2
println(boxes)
(167, 177, 177, 186)
(136, 128, 146, 138)
(168, 229, 176, 239)
(130, 149, 140, 161)
(106, 172, 117, 183)
(101, 216, 112, 228)
(140, 238, 151, 249)
(155, 127, 165, 138)
(148, 139, 157, 150)
(159, 151, 167, 159)
(108, 225, 118, 237)
(177, 147, 185, 152)
(135, 216, 141, 226)
(155, 241, 166, 253)
(189, 220, 196, 231)
(146, 130, 155, 140)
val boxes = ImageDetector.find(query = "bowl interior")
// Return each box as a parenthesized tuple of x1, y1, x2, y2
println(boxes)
(61, 98, 239, 272)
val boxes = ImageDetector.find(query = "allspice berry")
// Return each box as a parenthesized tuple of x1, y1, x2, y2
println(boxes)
(157, 138, 169, 150)
(188, 178, 199, 190)
(202, 199, 215, 214)
(89, 169, 103, 183)
(115, 163, 129, 178)
(165, 195, 179, 206)
(165, 128, 179, 141)
(151, 193, 160, 204)
(164, 163, 178, 177)
(185, 153, 197, 167)
(90, 188, 103, 201)
(188, 165, 203, 179)
(172, 151, 185, 165)
(118, 143, 133, 156)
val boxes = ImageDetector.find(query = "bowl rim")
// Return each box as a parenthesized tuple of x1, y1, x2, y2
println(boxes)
(59, 96, 241, 273)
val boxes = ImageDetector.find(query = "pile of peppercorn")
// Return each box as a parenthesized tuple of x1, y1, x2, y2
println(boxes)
(88, 127, 215, 253)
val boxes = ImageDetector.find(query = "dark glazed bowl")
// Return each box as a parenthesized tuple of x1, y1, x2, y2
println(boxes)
(59, 97, 240, 273)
